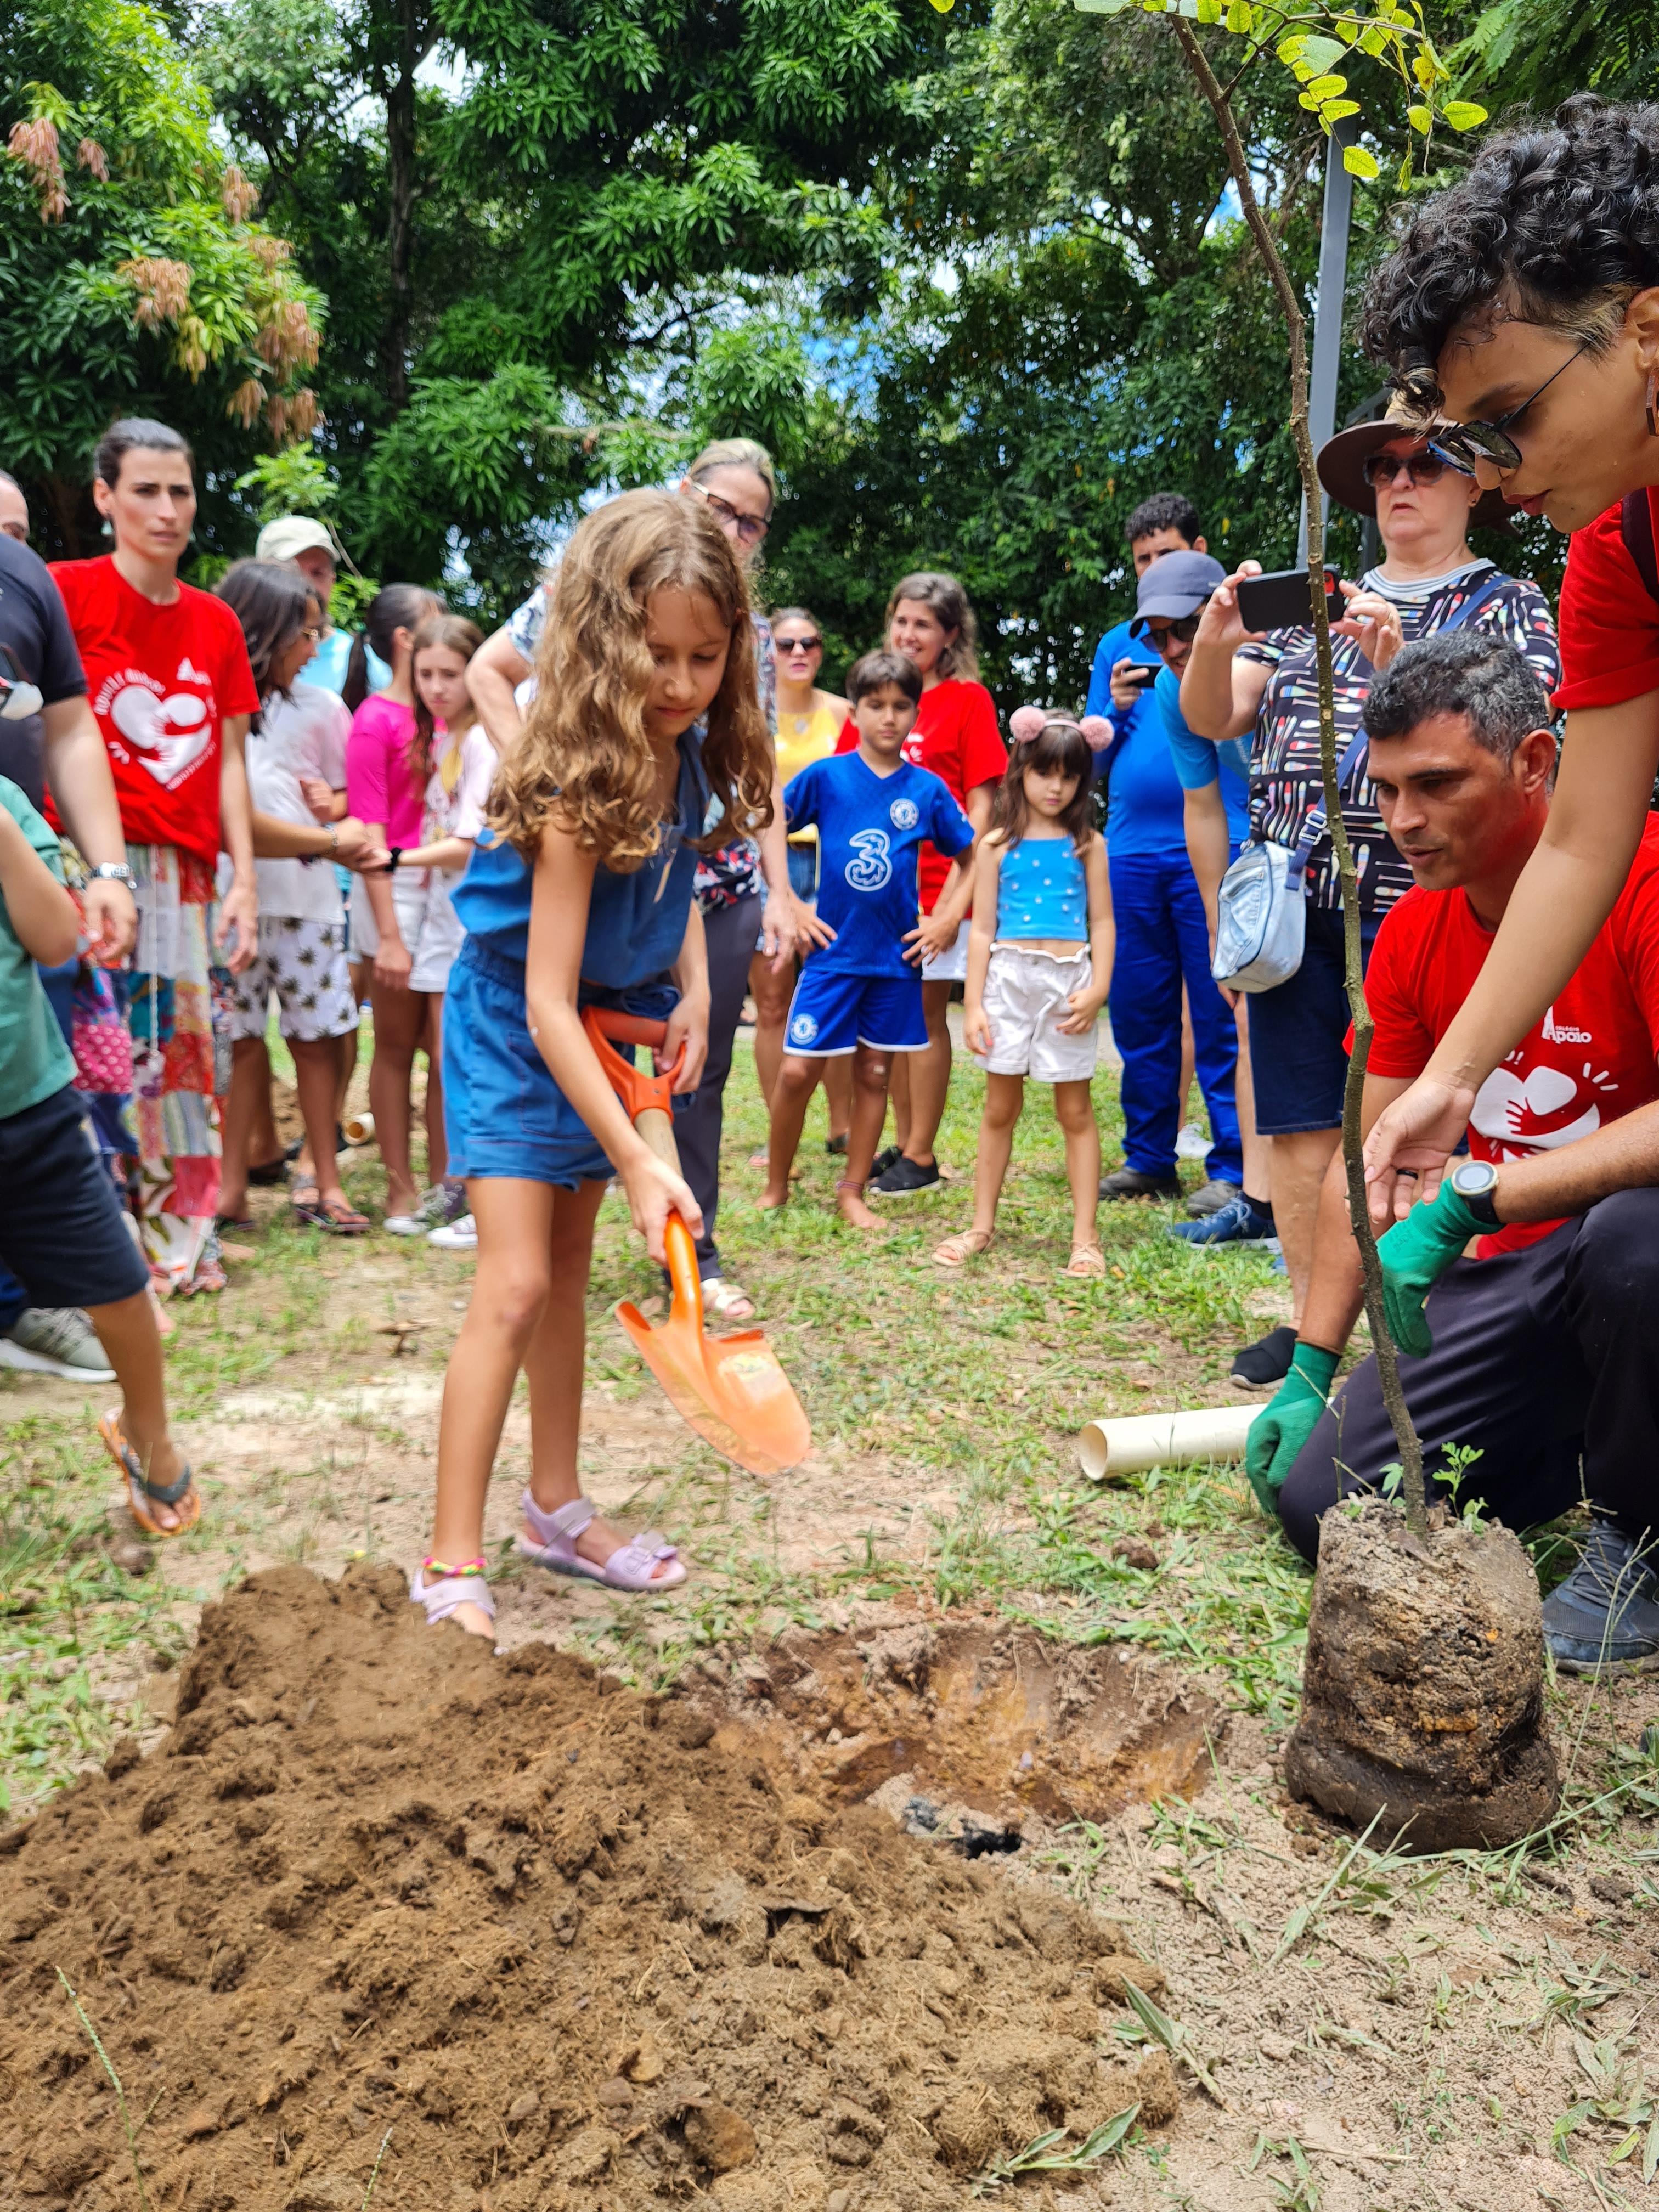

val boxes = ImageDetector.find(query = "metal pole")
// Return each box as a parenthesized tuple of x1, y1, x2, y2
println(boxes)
(1298, 117, 1356, 567)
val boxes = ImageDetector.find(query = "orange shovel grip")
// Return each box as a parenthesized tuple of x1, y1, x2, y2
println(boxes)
(581, 1005, 685, 1121)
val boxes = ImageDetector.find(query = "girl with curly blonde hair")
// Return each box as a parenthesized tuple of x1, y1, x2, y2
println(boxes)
(415, 489, 774, 1636)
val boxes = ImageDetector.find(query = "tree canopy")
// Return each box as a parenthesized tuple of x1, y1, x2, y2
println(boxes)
(4, 0, 1654, 692)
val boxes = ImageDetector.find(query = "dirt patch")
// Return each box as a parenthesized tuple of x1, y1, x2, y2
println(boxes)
(685, 1612, 1223, 1830)
(0, 1566, 1182, 2209)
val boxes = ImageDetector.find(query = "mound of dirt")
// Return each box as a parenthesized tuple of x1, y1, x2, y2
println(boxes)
(0, 1566, 1180, 2211)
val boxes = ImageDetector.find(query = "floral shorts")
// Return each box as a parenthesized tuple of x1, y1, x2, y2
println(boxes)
(223, 916, 358, 1045)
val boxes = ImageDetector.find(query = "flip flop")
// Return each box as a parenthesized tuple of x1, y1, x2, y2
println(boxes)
(215, 1212, 254, 1232)
(516, 1492, 687, 1591)
(97, 1409, 200, 1539)
(291, 1188, 370, 1236)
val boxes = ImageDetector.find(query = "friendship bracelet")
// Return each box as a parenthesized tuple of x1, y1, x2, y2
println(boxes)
(422, 1555, 487, 1579)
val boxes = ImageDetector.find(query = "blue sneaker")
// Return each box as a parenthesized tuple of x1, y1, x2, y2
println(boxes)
(1165, 1194, 1276, 1246)
(1541, 1517, 1659, 1674)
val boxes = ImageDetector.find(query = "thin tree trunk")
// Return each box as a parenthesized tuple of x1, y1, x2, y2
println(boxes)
(1173, 19, 1427, 1534)
(383, 0, 424, 414)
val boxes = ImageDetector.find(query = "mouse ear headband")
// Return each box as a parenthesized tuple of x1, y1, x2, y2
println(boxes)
(1009, 705, 1113, 748)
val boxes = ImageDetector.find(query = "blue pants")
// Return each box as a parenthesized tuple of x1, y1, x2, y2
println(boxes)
(1107, 850, 1242, 1184)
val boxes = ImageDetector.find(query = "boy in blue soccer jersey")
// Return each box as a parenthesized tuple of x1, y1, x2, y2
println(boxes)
(761, 650, 976, 1227)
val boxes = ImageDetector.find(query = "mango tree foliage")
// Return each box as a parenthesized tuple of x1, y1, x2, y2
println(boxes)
(0, 0, 325, 556)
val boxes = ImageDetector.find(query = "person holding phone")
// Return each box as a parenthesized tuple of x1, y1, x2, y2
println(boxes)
(1177, 413, 1559, 1385)
(1084, 493, 1241, 1214)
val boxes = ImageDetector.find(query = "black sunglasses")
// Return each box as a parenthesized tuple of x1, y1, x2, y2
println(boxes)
(776, 634, 822, 653)
(1362, 450, 1449, 490)
(1146, 610, 1203, 646)
(1426, 339, 1591, 478)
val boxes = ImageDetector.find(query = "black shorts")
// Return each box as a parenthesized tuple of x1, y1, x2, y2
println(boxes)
(0, 1084, 148, 1309)
(1246, 904, 1383, 1135)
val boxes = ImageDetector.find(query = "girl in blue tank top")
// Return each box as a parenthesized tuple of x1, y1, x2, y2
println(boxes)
(414, 491, 776, 1637)
(934, 709, 1118, 1278)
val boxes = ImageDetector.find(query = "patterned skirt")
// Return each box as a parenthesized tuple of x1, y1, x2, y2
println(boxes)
(121, 845, 229, 1296)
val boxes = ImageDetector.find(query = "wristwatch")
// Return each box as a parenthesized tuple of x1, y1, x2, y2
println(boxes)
(1449, 1158, 1502, 1226)
(88, 861, 138, 893)
(387, 848, 403, 872)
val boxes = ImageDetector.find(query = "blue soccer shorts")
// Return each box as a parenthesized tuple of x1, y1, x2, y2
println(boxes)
(782, 966, 928, 1057)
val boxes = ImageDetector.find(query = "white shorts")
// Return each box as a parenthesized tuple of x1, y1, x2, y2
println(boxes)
(223, 916, 358, 1045)
(980, 944, 1098, 1083)
(351, 872, 465, 995)
(921, 917, 971, 983)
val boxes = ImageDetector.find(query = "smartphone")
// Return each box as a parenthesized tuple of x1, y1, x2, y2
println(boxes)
(1120, 663, 1160, 688)
(1235, 567, 1342, 633)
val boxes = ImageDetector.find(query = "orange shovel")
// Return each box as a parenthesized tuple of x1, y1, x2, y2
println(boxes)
(583, 1007, 811, 1477)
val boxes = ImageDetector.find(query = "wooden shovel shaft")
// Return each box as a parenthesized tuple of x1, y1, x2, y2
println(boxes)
(634, 1105, 681, 1172)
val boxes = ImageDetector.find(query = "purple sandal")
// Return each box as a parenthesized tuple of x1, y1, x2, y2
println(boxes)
(410, 1557, 497, 1632)
(516, 1492, 687, 1591)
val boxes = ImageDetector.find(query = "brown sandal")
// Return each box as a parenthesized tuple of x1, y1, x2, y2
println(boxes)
(933, 1228, 994, 1268)
(98, 1410, 200, 1539)
(1060, 1243, 1105, 1278)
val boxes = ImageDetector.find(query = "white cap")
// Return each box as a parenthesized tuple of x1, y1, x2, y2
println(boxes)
(255, 515, 335, 563)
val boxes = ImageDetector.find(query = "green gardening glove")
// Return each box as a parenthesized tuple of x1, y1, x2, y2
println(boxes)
(1244, 1343, 1339, 1517)
(1375, 1182, 1486, 1359)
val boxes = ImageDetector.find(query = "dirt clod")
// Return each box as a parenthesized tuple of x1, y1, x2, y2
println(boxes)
(0, 1565, 1175, 2208)
(1285, 1504, 1560, 1852)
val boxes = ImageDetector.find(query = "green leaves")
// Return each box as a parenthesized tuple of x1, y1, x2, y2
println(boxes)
(1341, 143, 1379, 177)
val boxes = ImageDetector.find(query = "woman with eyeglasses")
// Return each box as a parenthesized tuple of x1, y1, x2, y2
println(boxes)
(460, 439, 806, 1324)
(1344, 97, 1659, 1226)
(751, 607, 853, 1148)
(1178, 410, 1559, 1378)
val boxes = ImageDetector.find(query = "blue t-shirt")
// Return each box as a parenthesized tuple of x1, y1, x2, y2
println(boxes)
(1084, 620, 1188, 860)
(1155, 669, 1250, 847)
(450, 726, 710, 988)
(784, 752, 974, 979)
(308, 628, 391, 701)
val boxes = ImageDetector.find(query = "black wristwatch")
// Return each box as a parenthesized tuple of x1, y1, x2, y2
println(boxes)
(387, 848, 403, 873)
(1449, 1158, 1501, 1227)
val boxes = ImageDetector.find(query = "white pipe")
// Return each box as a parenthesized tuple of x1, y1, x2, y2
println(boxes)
(342, 1109, 376, 1146)
(1078, 1403, 1264, 1482)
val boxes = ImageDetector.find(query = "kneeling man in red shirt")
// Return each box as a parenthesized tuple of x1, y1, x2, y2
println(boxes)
(1250, 629, 1659, 1674)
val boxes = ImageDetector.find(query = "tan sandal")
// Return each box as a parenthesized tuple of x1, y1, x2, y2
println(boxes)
(1060, 1243, 1105, 1278)
(933, 1228, 994, 1268)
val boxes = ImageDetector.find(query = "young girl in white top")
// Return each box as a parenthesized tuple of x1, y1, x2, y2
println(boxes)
(934, 708, 1115, 1278)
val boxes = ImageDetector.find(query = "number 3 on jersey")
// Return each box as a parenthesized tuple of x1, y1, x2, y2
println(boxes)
(845, 827, 892, 892)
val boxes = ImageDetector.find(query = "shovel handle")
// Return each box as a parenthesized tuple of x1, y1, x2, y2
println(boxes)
(581, 1006, 685, 1122)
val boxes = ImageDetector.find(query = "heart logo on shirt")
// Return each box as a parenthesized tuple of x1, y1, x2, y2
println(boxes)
(1470, 1062, 1604, 1151)
(107, 678, 212, 786)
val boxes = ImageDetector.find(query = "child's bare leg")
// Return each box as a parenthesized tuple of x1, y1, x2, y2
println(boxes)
(1055, 1079, 1102, 1253)
(888, 1051, 911, 1154)
(837, 1046, 891, 1229)
(368, 979, 424, 1215)
(973, 1073, 1024, 1236)
(824, 1053, 853, 1146)
(217, 1036, 266, 1219)
(518, 1182, 678, 1579)
(291, 1038, 350, 1208)
(249, 1037, 281, 1170)
(86, 1289, 190, 1530)
(762, 1052, 823, 1206)
(423, 997, 447, 1186)
(430, 1177, 557, 1633)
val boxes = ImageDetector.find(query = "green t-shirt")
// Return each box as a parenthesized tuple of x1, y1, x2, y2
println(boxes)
(0, 775, 76, 1121)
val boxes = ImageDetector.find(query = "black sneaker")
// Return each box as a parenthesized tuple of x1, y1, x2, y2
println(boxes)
(826, 1132, 849, 1156)
(1230, 1324, 1296, 1389)
(1186, 1177, 1243, 1218)
(1098, 1166, 1181, 1202)
(871, 1144, 902, 1178)
(872, 1155, 941, 1198)
(1542, 1518, 1659, 1674)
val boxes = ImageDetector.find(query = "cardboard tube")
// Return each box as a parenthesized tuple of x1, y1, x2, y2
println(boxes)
(1078, 1402, 1263, 1481)
(342, 1110, 376, 1146)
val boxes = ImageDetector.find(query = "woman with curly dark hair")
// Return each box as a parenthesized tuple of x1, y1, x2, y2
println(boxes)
(1356, 94, 1659, 1223)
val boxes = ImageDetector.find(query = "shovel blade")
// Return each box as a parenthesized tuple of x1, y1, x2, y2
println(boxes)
(613, 1302, 811, 1477)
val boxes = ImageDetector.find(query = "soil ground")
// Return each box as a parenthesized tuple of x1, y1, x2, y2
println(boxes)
(5, 1033, 1659, 2210)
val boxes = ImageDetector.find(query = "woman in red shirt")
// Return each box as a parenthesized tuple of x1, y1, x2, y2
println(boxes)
(52, 419, 259, 1295)
(836, 572, 1006, 1195)
(1356, 97, 1659, 1223)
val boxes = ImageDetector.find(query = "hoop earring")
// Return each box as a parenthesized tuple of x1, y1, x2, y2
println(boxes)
(1648, 369, 1659, 438)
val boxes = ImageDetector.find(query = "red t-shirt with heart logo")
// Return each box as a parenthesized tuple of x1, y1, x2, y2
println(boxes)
(1362, 815, 1659, 1256)
(48, 556, 259, 865)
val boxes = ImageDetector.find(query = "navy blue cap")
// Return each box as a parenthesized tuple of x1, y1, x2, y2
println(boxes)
(1128, 549, 1227, 635)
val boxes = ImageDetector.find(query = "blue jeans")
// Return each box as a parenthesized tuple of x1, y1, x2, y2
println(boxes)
(1107, 850, 1242, 1184)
